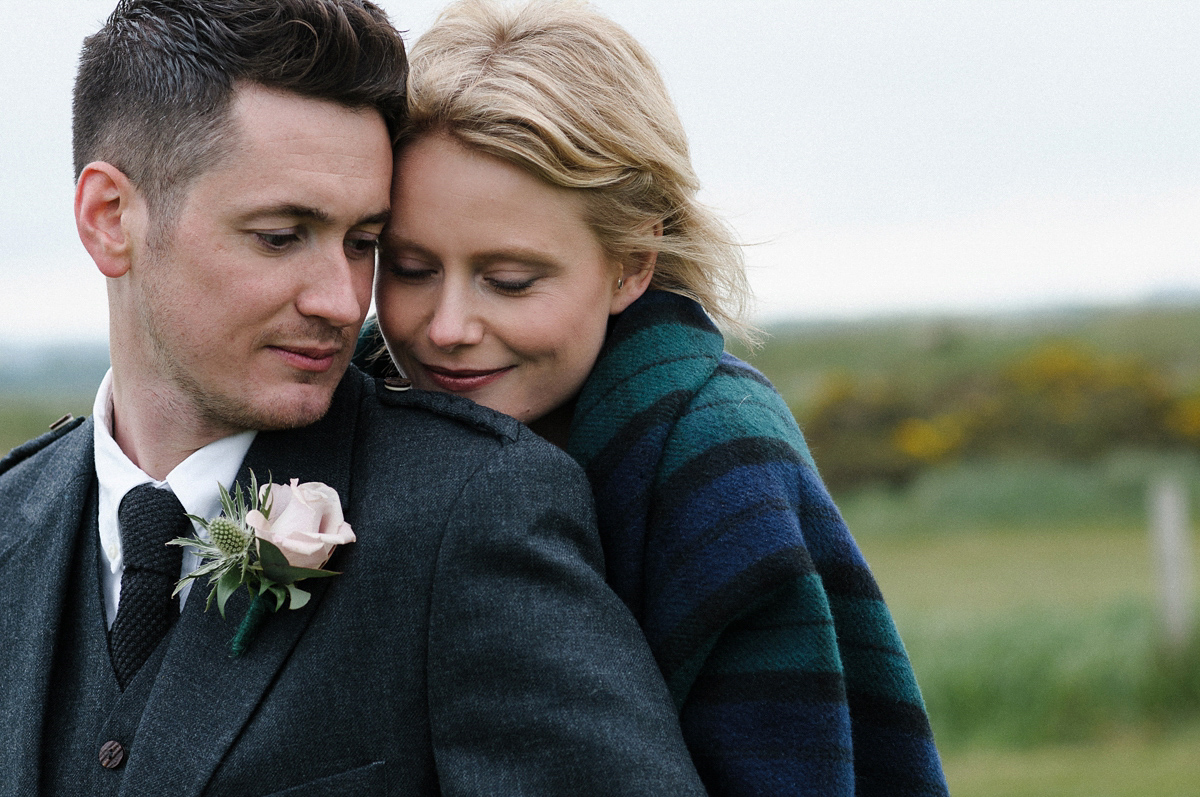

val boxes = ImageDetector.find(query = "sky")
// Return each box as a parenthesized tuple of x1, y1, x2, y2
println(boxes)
(1, 0, 1198, 344)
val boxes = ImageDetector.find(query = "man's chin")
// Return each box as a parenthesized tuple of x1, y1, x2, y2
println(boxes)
(201, 382, 339, 433)
(255, 388, 339, 431)
(250, 403, 333, 432)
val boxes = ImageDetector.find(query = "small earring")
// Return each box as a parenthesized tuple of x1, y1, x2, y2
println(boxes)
(617, 276, 625, 290)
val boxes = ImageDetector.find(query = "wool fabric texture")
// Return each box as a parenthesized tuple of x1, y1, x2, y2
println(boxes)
(566, 291, 949, 796)
(109, 483, 188, 690)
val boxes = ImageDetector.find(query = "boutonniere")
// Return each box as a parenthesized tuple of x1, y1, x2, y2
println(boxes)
(169, 471, 356, 657)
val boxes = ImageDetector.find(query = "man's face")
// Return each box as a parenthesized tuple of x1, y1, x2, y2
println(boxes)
(129, 84, 392, 434)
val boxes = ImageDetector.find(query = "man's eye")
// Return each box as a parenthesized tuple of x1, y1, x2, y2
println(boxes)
(345, 235, 379, 259)
(255, 231, 299, 250)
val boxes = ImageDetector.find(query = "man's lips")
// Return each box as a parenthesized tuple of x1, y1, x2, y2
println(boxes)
(269, 344, 343, 373)
(419, 362, 514, 392)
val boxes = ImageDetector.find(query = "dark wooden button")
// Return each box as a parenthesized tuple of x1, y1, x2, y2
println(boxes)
(383, 377, 412, 392)
(99, 740, 125, 769)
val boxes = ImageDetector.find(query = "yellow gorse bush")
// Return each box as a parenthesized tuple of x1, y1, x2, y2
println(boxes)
(804, 341, 1185, 493)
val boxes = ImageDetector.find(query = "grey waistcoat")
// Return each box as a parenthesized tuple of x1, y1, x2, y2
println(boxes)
(40, 483, 174, 797)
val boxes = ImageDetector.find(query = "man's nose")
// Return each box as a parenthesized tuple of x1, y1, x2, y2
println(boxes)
(295, 244, 372, 328)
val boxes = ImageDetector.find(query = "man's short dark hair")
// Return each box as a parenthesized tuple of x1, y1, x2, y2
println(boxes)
(73, 0, 408, 218)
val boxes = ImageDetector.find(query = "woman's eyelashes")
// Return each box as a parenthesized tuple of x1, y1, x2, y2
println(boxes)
(385, 256, 437, 281)
(385, 256, 540, 294)
(486, 275, 537, 294)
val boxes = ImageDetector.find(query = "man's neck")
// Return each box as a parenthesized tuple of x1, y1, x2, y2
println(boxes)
(110, 380, 245, 481)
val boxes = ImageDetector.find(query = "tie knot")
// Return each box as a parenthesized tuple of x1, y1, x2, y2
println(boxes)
(118, 483, 190, 573)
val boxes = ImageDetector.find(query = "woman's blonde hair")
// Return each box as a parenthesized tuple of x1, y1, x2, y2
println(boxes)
(402, 0, 754, 338)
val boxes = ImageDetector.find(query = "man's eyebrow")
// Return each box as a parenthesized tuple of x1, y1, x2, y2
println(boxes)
(358, 210, 391, 227)
(238, 204, 390, 227)
(239, 204, 332, 225)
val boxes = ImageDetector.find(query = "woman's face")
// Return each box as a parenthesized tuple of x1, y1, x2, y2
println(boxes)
(376, 134, 645, 428)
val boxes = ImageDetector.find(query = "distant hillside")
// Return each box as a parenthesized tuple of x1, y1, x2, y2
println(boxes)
(0, 342, 108, 454)
(0, 341, 110, 398)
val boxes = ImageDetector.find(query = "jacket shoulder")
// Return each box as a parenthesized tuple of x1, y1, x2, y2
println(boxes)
(349, 372, 585, 510)
(0, 415, 88, 478)
(366, 376, 524, 444)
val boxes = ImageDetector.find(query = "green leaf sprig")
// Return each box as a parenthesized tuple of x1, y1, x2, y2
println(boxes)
(168, 471, 340, 619)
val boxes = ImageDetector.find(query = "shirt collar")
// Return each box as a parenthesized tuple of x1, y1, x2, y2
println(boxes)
(93, 369, 257, 574)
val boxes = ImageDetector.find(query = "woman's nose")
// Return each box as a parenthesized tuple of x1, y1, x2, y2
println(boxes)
(426, 285, 484, 349)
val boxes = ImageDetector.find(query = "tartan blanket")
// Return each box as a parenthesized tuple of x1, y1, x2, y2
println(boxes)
(565, 291, 949, 796)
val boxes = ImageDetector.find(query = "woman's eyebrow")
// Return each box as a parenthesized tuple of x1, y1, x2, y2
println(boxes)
(474, 249, 559, 270)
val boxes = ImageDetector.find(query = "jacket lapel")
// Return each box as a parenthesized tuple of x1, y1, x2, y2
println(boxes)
(0, 421, 95, 797)
(121, 374, 362, 797)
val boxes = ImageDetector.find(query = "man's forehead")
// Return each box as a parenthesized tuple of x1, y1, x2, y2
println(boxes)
(186, 82, 393, 221)
(228, 82, 389, 149)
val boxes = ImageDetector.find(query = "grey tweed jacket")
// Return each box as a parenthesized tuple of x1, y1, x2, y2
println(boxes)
(0, 367, 705, 796)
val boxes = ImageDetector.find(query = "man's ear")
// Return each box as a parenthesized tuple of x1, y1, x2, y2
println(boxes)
(609, 221, 661, 315)
(75, 161, 143, 278)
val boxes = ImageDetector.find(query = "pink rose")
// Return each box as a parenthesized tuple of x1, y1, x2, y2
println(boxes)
(245, 479, 355, 570)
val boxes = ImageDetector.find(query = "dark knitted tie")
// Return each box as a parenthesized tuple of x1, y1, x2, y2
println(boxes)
(109, 483, 189, 690)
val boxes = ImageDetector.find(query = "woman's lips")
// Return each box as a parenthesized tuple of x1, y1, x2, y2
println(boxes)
(419, 362, 513, 392)
(271, 345, 341, 373)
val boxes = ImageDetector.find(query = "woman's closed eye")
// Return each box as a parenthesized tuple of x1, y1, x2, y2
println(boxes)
(486, 274, 537, 295)
(385, 257, 438, 281)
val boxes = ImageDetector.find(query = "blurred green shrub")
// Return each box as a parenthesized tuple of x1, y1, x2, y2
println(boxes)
(980, 343, 1172, 460)
(794, 375, 925, 489)
(803, 342, 1194, 493)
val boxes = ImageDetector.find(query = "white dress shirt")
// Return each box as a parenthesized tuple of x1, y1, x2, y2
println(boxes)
(93, 369, 256, 629)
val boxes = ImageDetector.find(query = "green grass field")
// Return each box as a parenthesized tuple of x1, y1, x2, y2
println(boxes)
(941, 724, 1200, 797)
(860, 525, 1196, 623)
(0, 397, 93, 457)
(859, 526, 1200, 796)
